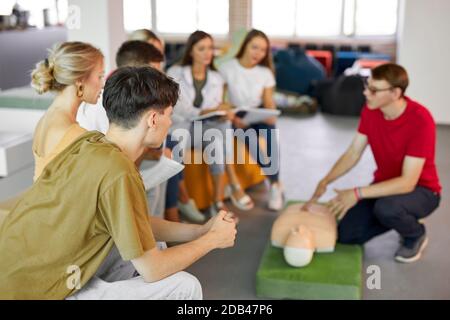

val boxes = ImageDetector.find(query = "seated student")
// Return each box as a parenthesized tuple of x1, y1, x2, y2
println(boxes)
(128, 29, 207, 222)
(218, 29, 284, 211)
(31, 41, 104, 181)
(305, 63, 441, 263)
(76, 40, 163, 133)
(76, 40, 162, 133)
(76, 40, 205, 222)
(168, 31, 254, 217)
(129, 28, 164, 55)
(0, 66, 237, 300)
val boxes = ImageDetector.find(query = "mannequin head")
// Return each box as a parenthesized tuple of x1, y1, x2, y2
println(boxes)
(283, 225, 315, 267)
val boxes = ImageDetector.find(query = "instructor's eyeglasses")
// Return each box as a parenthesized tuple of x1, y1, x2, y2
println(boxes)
(364, 84, 394, 95)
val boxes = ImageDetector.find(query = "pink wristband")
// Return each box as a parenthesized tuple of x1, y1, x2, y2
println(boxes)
(353, 188, 359, 201)
(354, 187, 362, 201)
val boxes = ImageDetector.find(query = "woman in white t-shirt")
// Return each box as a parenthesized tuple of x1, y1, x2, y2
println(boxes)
(168, 31, 254, 216)
(219, 29, 284, 211)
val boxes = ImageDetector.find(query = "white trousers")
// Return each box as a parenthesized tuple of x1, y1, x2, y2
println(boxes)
(67, 246, 202, 300)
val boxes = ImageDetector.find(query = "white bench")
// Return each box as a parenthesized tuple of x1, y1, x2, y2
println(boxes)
(0, 87, 47, 200)
(0, 132, 34, 177)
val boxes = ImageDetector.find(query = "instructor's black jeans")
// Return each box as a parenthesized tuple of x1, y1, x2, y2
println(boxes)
(338, 186, 441, 245)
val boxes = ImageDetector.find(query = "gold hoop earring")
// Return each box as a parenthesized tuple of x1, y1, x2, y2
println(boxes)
(76, 85, 84, 98)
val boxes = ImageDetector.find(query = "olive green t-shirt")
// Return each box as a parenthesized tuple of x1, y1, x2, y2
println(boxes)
(0, 131, 156, 299)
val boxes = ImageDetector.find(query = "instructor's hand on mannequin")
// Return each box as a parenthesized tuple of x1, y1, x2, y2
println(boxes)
(205, 210, 237, 249)
(303, 179, 328, 211)
(327, 189, 358, 221)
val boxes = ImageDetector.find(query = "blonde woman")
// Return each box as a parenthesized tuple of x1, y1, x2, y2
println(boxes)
(31, 41, 104, 181)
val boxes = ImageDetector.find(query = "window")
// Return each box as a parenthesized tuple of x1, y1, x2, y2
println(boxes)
(123, 0, 152, 32)
(354, 0, 398, 36)
(156, 0, 228, 34)
(197, 0, 229, 34)
(15, 0, 65, 28)
(295, 0, 343, 36)
(252, 0, 398, 37)
(56, 0, 68, 25)
(0, 0, 16, 16)
(123, 0, 228, 35)
(156, 0, 196, 33)
(343, 0, 356, 36)
(252, 0, 296, 36)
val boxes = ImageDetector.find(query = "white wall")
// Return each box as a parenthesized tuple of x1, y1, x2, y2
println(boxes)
(397, 0, 450, 125)
(67, 0, 126, 73)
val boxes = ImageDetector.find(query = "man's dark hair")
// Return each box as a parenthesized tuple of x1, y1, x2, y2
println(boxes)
(116, 40, 164, 68)
(103, 66, 179, 129)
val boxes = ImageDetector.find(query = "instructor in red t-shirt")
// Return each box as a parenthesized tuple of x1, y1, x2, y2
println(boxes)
(305, 63, 441, 263)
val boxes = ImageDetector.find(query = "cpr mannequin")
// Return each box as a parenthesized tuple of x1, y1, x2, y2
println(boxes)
(271, 203, 337, 267)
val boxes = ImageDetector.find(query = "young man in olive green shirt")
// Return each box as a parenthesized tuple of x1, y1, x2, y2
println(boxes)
(0, 66, 237, 299)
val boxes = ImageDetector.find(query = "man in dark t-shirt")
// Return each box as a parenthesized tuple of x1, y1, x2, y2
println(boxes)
(305, 63, 441, 263)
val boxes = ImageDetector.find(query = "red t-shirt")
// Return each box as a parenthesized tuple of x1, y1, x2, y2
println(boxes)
(358, 96, 441, 194)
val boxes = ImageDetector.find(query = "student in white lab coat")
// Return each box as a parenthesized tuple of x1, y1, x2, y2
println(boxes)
(219, 29, 284, 211)
(167, 31, 254, 216)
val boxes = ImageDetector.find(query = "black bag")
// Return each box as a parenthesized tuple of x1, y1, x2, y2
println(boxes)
(317, 75, 366, 116)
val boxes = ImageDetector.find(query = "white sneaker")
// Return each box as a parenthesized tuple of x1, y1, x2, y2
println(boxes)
(268, 183, 284, 211)
(178, 199, 205, 223)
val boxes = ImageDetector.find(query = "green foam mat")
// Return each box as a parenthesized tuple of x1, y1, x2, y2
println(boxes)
(256, 242, 363, 300)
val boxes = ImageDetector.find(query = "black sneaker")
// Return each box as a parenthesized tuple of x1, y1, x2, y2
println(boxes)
(394, 233, 428, 263)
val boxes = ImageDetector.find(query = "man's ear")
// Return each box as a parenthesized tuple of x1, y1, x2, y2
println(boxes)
(146, 110, 158, 130)
(393, 87, 403, 100)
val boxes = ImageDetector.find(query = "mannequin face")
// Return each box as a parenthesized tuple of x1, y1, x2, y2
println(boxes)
(144, 106, 173, 147)
(364, 78, 401, 110)
(78, 58, 105, 104)
(284, 247, 314, 268)
(191, 37, 214, 67)
(243, 36, 268, 67)
(283, 225, 315, 267)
